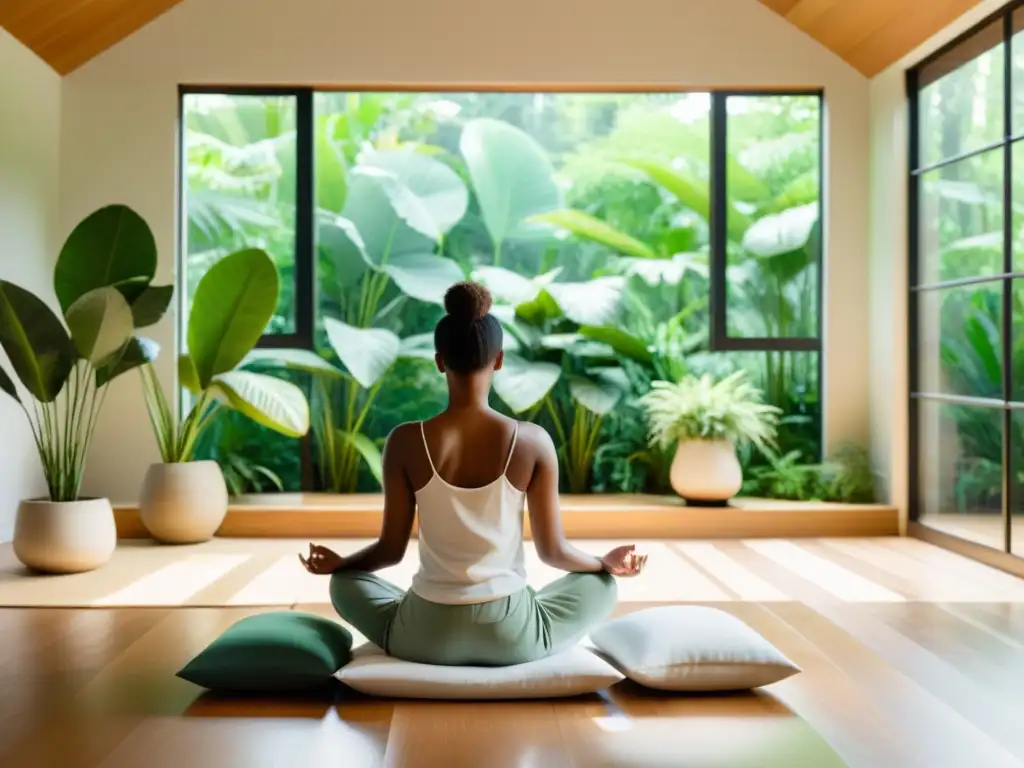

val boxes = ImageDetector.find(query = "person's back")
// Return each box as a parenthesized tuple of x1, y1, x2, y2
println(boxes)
(411, 413, 527, 604)
(299, 282, 647, 667)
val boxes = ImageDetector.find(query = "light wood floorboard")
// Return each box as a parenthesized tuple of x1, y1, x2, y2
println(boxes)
(3, 538, 1024, 767)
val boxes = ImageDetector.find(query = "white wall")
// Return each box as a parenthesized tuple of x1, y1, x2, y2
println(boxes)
(59, 0, 871, 503)
(868, 0, 1006, 530)
(0, 30, 62, 539)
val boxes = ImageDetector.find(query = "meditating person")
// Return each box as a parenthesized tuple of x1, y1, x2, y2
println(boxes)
(299, 281, 647, 667)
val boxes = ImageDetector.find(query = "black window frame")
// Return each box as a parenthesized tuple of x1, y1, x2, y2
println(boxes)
(178, 85, 826, 491)
(907, 3, 1024, 554)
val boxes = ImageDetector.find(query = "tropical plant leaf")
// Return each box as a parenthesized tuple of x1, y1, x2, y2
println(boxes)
(617, 158, 710, 221)
(244, 348, 349, 379)
(569, 372, 625, 415)
(381, 253, 464, 305)
(337, 430, 383, 485)
(0, 363, 19, 403)
(324, 318, 400, 388)
(621, 157, 751, 240)
(0, 280, 76, 402)
(178, 354, 201, 394)
(546, 278, 625, 326)
(342, 168, 436, 262)
(399, 333, 437, 361)
(529, 209, 657, 260)
(316, 117, 348, 214)
(578, 325, 653, 364)
(361, 150, 469, 239)
(460, 118, 562, 249)
(472, 266, 543, 307)
(742, 203, 819, 259)
(54, 204, 158, 313)
(129, 285, 174, 328)
(515, 289, 564, 327)
(65, 287, 134, 366)
(493, 353, 561, 413)
(615, 252, 706, 285)
(210, 370, 310, 438)
(319, 216, 371, 288)
(96, 336, 159, 387)
(188, 248, 279, 388)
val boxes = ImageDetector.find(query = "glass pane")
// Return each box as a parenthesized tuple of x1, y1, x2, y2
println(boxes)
(918, 150, 1004, 285)
(918, 400, 1003, 551)
(725, 94, 820, 339)
(918, 21, 1004, 168)
(918, 282, 1002, 399)
(182, 93, 297, 334)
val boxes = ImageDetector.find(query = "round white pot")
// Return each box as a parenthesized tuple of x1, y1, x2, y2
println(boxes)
(670, 439, 743, 506)
(139, 461, 229, 544)
(13, 497, 117, 573)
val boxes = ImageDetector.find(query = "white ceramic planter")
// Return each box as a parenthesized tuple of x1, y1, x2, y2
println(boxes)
(670, 439, 743, 506)
(13, 497, 117, 573)
(139, 460, 229, 544)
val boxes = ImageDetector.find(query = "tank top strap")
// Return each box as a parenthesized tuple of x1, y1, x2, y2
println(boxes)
(501, 422, 520, 476)
(420, 421, 438, 475)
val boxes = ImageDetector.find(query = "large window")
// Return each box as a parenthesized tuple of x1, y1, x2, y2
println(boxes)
(181, 89, 823, 495)
(909, 7, 1024, 554)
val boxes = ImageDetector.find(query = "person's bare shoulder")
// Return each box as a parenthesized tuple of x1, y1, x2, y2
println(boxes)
(515, 421, 556, 462)
(385, 422, 423, 460)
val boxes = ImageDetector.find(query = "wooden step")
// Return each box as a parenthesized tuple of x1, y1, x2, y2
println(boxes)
(114, 494, 899, 540)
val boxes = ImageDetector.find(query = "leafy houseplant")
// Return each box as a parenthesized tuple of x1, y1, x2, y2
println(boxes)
(1, 205, 171, 572)
(639, 371, 780, 505)
(137, 248, 310, 544)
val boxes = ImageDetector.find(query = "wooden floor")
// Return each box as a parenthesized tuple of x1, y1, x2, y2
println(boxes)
(4, 538, 1024, 767)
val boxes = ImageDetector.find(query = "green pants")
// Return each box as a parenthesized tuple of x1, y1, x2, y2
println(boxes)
(330, 570, 617, 666)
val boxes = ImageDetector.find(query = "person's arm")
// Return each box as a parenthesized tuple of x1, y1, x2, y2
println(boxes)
(526, 428, 608, 573)
(300, 426, 416, 575)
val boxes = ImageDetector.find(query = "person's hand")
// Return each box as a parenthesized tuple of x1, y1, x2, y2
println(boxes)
(601, 545, 647, 577)
(299, 543, 344, 575)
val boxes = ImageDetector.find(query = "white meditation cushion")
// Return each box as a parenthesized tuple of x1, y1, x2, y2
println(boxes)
(590, 606, 801, 691)
(336, 644, 623, 700)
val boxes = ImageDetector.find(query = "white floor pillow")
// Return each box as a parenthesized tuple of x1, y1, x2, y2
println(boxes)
(336, 644, 623, 700)
(590, 606, 800, 691)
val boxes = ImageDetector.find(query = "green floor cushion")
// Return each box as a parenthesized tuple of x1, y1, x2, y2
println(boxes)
(178, 612, 354, 693)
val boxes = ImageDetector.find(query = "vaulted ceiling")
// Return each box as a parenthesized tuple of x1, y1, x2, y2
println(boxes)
(0, 0, 185, 75)
(756, 0, 988, 76)
(0, 0, 991, 77)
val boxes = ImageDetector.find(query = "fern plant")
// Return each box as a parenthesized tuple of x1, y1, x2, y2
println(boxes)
(639, 371, 781, 452)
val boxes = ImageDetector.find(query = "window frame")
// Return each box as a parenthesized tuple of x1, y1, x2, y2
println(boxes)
(907, 4, 1022, 553)
(708, 89, 825, 353)
(178, 86, 826, 491)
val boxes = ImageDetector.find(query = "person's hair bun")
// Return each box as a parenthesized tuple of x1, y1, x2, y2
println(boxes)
(444, 281, 493, 322)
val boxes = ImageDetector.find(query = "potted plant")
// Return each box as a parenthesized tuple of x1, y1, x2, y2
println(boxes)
(1, 205, 171, 572)
(137, 248, 309, 544)
(639, 371, 780, 506)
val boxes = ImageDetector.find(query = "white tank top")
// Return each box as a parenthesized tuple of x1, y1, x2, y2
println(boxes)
(411, 421, 528, 605)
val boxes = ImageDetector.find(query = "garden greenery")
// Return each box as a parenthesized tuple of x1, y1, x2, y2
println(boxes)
(184, 92, 834, 498)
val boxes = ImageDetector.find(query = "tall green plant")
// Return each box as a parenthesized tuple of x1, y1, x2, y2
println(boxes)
(0, 205, 172, 501)
(141, 249, 309, 463)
